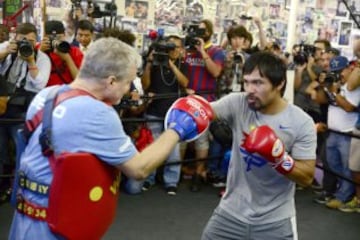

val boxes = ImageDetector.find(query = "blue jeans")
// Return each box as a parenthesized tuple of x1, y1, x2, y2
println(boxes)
(208, 138, 228, 179)
(124, 114, 181, 194)
(326, 132, 355, 202)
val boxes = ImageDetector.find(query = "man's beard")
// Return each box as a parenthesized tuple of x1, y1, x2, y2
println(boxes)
(247, 94, 263, 111)
(202, 35, 211, 43)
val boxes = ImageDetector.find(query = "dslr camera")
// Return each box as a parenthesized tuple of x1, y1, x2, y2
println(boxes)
(324, 71, 341, 84)
(17, 38, 33, 58)
(151, 39, 176, 67)
(293, 43, 316, 65)
(183, 24, 206, 50)
(49, 31, 70, 53)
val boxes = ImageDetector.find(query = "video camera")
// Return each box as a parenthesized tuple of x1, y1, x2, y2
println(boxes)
(293, 43, 316, 65)
(183, 24, 205, 50)
(49, 31, 70, 53)
(152, 40, 176, 67)
(17, 38, 33, 58)
(147, 29, 176, 67)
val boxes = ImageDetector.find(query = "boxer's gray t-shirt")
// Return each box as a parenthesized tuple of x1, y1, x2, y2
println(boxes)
(211, 93, 316, 224)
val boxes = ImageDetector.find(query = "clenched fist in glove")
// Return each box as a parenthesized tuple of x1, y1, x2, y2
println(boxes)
(242, 125, 295, 174)
(164, 95, 214, 142)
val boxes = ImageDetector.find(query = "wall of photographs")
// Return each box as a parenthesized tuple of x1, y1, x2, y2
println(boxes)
(0, 0, 359, 58)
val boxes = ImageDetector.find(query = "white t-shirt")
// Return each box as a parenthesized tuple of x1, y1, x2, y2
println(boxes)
(328, 83, 360, 132)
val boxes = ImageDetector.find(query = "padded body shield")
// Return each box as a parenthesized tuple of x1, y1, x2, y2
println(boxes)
(47, 152, 120, 240)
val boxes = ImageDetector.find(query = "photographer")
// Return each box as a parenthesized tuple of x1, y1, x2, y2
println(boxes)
(0, 23, 50, 200)
(341, 40, 360, 213)
(294, 40, 331, 123)
(222, 25, 249, 93)
(130, 35, 189, 195)
(309, 56, 360, 209)
(184, 19, 225, 192)
(39, 20, 83, 86)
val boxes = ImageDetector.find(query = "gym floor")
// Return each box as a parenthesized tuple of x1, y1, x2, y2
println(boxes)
(0, 180, 359, 240)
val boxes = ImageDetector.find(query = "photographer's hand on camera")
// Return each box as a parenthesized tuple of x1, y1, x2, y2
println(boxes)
(146, 50, 154, 65)
(306, 55, 318, 81)
(294, 62, 307, 90)
(317, 71, 327, 84)
(39, 37, 52, 52)
(194, 37, 205, 53)
(6, 40, 18, 54)
(141, 51, 154, 90)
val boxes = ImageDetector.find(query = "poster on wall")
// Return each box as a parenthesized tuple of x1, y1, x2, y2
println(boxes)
(338, 21, 353, 46)
(269, 4, 280, 19)
(155, 0, 184, 35)
(185, 0, 204, 23)
(3, 0, 22, 27)
(336, 0, 348, 17)
(125, 0, 149, 19)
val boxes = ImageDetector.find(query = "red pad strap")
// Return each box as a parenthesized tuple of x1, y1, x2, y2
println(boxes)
(25, 89, 96, 138)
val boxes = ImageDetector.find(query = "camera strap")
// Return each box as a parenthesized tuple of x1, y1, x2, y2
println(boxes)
(5, 50, 38, 94)
(48, 53, 70, 84)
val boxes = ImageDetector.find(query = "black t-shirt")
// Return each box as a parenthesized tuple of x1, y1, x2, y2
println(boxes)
(146, 59, 187, 117)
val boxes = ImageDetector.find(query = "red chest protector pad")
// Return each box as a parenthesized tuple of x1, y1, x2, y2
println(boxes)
(47, 152, 120, 240)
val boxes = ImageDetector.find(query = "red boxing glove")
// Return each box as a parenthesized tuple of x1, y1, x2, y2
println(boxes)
(242, 125, 295, 174)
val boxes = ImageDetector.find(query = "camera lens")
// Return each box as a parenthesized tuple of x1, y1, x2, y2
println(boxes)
(18, 40, 33, 58)
(54, 41, 70, 53)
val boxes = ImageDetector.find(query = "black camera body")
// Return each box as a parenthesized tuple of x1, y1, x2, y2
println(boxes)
(152, 40, 176, 67)
(17, 39, 33, 58)
(49, 32, 70, 53)
(293, 44, 316, 65)
(184, 24, 205, 50)
(324, 71, 341, 84)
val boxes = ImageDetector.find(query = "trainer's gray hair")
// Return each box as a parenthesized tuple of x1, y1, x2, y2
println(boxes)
(78, 37, 142, 82)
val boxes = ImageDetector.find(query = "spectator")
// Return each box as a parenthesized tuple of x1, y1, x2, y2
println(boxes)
(39, 20, 83, 86)
(126, 35, 189, 195)
(75, 19, 95, 53)
(221, 25, 249, 92)
(310, 56, 360, 209)
(184, 19, 225, 192)
(339, 42, 360, 213)
(0, 23, 50, 202)
(0, 24, 9, 43)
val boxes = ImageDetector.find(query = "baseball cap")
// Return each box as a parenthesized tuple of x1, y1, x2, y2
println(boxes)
(329, 56, 349, 72)
(45, 20, 65, 35)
